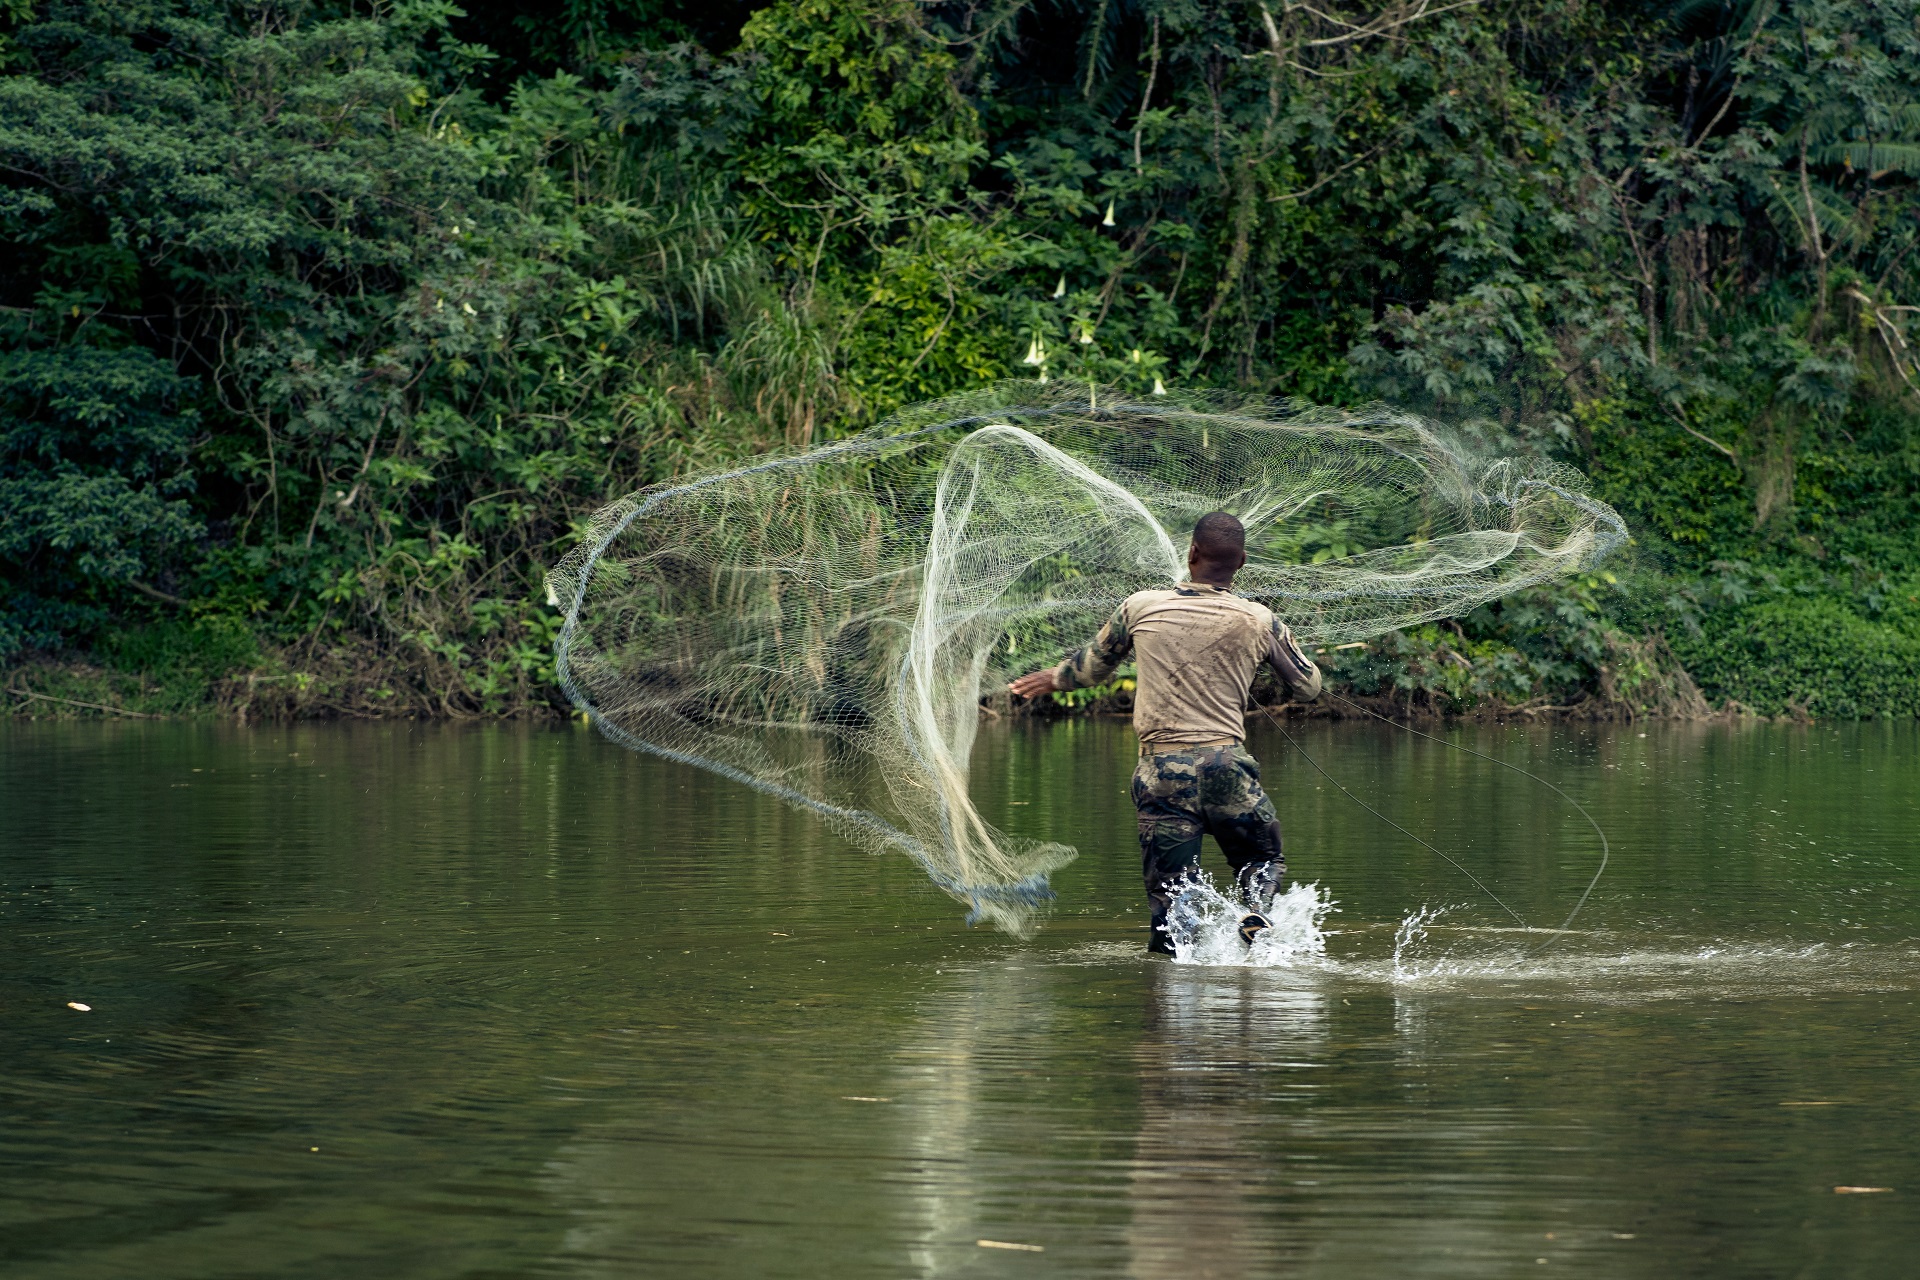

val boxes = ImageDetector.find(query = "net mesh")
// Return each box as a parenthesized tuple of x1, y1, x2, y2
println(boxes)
(547, 384, 1628, 932)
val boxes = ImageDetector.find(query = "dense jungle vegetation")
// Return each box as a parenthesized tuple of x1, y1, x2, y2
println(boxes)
(3, 0, 1918, 719)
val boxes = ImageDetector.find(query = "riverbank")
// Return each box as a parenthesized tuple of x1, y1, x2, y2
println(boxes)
(0, 630, 1814, 725)
(2, 643, 547, 723)
(15, 564, 1920, 723)
(13, 557, 1920, 725)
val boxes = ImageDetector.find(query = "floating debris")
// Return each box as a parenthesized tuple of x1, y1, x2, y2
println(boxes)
(978, 1240, 1044, 1252)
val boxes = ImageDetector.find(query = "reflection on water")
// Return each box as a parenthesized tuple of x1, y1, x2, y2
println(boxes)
(3, 717, 1919, 1277)
(892, 961, 1073, 1278)
(1126, 969, 1328, 1280)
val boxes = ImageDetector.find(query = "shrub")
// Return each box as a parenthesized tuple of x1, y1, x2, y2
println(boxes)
(1672, 597, 1920, 718)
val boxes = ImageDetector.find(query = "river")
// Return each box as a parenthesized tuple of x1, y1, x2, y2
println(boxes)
(3, 718, 1917, 1276)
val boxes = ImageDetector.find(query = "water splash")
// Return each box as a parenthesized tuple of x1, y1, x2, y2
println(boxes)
(1391, 904, 1453, 980)
(1168, 877, 1338, 968)
(1127, 891, 1914, 1000)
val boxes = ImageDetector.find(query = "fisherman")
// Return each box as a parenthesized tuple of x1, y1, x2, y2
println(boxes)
(1008, 512, 1322, 954)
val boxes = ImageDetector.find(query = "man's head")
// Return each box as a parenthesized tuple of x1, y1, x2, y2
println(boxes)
(1188, 511, 1247, 585)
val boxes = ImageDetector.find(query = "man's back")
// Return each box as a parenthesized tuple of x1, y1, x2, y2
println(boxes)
(1118, 583, 1273, 748)
(1049, 582, 1320, 747)
(1009, 511, 1320, 955)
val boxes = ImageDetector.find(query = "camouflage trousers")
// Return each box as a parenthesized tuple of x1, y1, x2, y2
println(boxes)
(1132, 743, 1285, 952)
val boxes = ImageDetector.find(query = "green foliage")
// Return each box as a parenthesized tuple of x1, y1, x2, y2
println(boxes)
(98, 614, 260, 710)
(1315, 575, 1625, 712)
(0, 0, 781, 704)
(0, 343, 202, 652)
(1673, 595, 1920, 717)
(1, 0, 1917, 716)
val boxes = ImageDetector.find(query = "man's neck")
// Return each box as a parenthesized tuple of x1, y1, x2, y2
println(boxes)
(1186, 573, 1236, 590)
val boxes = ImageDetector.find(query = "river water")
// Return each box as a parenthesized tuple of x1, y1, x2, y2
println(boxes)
(3, 718, 1918, 1277)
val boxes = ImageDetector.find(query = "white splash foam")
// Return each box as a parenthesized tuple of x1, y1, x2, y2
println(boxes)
(1391, 903, 1456, 980)
(1049, 881, 1917, 1002)
(1167, 877, 1338, 968)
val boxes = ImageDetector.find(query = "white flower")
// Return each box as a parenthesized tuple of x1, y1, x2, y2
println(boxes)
(1102, 200, 1116, 227)
(1052, 274, 1066, 298)
(1152, 376, 1167, 395)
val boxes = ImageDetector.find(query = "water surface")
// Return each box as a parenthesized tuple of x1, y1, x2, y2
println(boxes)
(3, 717, 1918, 1277)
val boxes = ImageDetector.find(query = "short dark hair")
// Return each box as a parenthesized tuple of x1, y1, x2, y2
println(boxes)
(1191, 511, 1245, 560)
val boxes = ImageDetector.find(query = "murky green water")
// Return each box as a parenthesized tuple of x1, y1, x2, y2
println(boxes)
(4, 717, 1919, 1277)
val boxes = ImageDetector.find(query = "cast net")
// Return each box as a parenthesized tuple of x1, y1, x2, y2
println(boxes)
(547, 384, 1627, 933)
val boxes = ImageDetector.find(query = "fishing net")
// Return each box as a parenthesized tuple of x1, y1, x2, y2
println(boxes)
(547, 383, 1627, 933)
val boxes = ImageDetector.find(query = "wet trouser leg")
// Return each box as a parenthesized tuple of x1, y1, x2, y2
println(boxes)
(1134, 745, 1286, 952)
(1207, 746, 1287, 910)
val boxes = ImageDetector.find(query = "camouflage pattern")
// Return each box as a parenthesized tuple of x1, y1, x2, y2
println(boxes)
(1055, 605, 1132, 692)
(1265, 615, 1321, 700)
(1132, 744, 1285, 950)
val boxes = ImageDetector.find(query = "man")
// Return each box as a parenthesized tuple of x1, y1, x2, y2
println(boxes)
(1008, 512, 1322, 954)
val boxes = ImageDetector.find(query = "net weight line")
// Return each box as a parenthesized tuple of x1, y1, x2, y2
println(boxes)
(1258, 704, 1528, 929)
(1261, 693, 1610, 956)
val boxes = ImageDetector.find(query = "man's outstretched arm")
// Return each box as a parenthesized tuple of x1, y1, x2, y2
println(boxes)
(1007, 606, 1133, 698)
(1267, 619, 1323, 701)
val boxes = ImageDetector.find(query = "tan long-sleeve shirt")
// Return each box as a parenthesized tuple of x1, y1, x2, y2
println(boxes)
(1051, 582, 1321, 749)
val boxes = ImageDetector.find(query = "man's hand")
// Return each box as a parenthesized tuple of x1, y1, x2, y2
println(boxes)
(1007, 668, 1059, 699)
